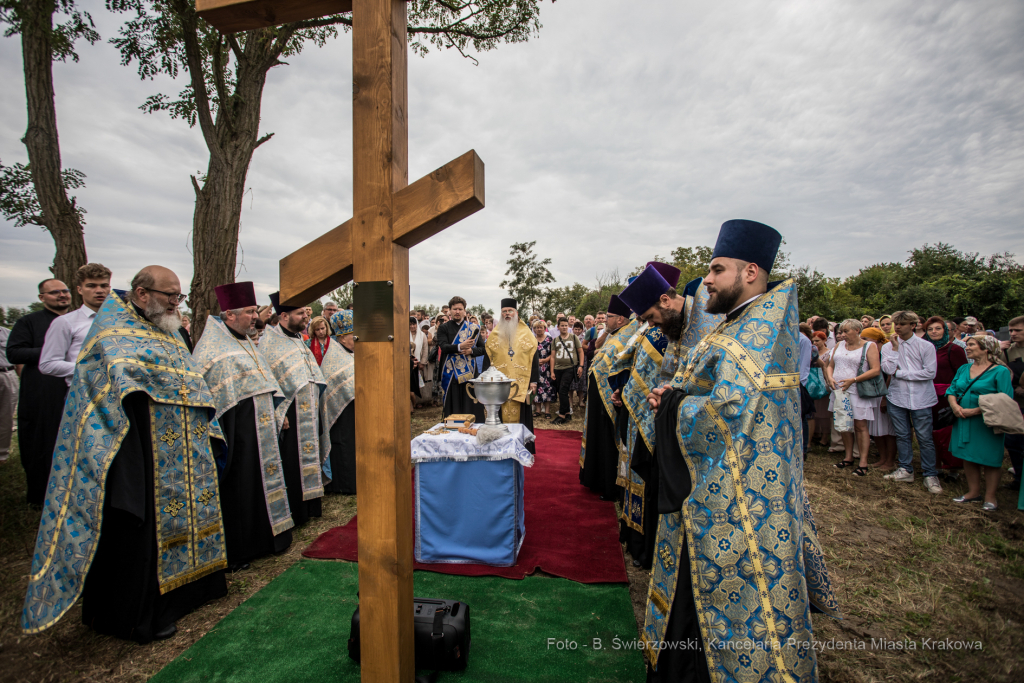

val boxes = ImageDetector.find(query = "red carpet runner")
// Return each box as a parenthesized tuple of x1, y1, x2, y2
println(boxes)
(302, 428, 627, 583)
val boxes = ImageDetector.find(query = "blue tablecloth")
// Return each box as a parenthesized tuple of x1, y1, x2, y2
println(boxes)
(413, 424, 532, 566)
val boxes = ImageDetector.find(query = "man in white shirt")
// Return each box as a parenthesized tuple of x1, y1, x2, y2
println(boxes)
(880, 310, 941, 493)
(40, 263, 112, 385)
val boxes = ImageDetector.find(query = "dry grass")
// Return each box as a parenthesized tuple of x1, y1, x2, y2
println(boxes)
(3, 404, 1022, 682)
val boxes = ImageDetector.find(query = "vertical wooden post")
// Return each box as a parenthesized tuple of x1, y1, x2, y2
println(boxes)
(351, 1, 414, 681)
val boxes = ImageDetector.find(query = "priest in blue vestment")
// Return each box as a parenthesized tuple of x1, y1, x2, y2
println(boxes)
(435, 296, 485, 422)
(626, 222, 840, 683)
(618, 262, 724, 570)
(579, 295, 636, 500)
(22, 266, 228, 643)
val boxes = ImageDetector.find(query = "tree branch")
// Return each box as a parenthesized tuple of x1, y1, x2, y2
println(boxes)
(190, 174, 202, 197)
(226, 33, 245, 64)
(291, 15, 352, 31)
(173, 0, 224, 164)
(211, 34, 233, 132)
(254, 132, 274, 149)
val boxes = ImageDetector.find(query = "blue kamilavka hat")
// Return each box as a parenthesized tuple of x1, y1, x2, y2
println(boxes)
(710, 219, 782, 273)
(619, 265, 671, 316)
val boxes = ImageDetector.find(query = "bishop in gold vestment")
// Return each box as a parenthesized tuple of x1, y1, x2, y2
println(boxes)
(484, 298, 538, 452)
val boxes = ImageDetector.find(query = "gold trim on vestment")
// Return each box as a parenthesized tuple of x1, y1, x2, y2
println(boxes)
(703, 401, 797, 683)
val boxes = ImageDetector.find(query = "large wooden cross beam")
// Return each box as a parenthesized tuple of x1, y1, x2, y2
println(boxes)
(198, 2, 485, 681)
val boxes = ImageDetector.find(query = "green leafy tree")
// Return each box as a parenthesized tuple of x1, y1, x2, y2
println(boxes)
(500, 241, 554, 316)
(1, 0, 97, 307)
(328, 283, 354, 309)
(412, 303, 440, 318)
(467, 303, 493, 318)
(108, 0, 547, 339)
(842, 243, 1023, 327)
(541, 282, 588, 321)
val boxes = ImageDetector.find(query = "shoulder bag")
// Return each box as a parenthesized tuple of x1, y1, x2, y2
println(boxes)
(855, 343, 887, 398)
(935, 364, 994, 430)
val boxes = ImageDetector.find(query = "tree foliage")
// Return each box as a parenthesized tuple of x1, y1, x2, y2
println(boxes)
(328, 283, 354, 309)
(541, 282, 588, 320)
(0, 160, 86, 228)
(500, 241, 554, 316)
(467, 303, 494, 318)
(412, 303, 441, 318)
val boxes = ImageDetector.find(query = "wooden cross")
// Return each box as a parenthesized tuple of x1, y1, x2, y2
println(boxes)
(197, 2, 485, 681)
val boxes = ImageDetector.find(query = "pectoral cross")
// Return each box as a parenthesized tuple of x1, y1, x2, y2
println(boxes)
(197, 4, 486, 680)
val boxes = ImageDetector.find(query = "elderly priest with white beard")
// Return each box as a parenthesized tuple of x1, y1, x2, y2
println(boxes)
(192, 282, 294, 571)
(22, 266, 228, 643)
(483, 298, 539, 452)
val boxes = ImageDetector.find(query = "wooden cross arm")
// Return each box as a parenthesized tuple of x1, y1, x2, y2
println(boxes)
(279, 149, 484, 306)
(196, 0, 352, 34)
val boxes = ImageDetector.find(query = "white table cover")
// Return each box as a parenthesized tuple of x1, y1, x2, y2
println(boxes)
(410, 423, 535, 467)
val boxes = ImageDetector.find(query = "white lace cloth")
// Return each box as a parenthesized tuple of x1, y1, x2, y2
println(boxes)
(411, 423, 535, 467)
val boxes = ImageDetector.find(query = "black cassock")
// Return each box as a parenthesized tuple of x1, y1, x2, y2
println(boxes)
(6, 309, 68, 506)
(279, 400, 323, 526)
(645, 388, 710, 683)
(82, 392, 227, 643)
(435, 319, 485, 422)
(481, 349, 540, 454)
(217, 396, 292, 566)
(579, 372, 625, 500)
(324, 345, 356, 495)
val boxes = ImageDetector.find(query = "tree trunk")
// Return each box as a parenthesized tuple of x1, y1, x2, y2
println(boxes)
(187, 29, 277, 341)
(20, 0, 88, 308)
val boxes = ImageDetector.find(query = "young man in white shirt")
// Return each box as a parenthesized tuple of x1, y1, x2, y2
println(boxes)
(39, 263, 112, 385)
(880, 310, 941, 493)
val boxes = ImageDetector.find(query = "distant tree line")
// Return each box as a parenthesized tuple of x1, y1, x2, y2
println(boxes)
(499, 241, 1024, 328)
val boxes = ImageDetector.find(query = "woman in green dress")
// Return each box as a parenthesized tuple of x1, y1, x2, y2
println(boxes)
(946, 335, 1014, 511)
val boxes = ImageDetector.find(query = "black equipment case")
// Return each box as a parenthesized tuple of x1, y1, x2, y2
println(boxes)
(348, 598, 470, 671)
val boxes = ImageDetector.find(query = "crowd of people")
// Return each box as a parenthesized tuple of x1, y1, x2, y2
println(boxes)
(0, 221, 1022, 682)
(797, 311, 1024, 510)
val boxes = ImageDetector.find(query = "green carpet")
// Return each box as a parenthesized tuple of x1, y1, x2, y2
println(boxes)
(151, 560, 646, 683)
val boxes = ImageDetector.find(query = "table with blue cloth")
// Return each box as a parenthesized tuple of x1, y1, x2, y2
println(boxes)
(411, 423, 534, 566)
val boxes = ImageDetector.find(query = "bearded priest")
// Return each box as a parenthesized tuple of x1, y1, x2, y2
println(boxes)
(632, 221, 840, 683)
(483, 298, 539, 452)
(192, 282, 293, 570)
(261, 293, 327, 526)
(22, 266, 228, 643)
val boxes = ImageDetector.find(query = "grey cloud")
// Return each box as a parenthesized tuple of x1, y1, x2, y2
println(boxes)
(2, 0, 1022, 312)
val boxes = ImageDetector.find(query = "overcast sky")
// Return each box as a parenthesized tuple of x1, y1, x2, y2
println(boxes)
(2, 0, 1022, 312)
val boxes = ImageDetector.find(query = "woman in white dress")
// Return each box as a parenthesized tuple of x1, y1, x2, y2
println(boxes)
(825, 319, 882, 476)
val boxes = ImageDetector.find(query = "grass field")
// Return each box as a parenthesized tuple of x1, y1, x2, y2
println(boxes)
(1, 403, 1023, 682)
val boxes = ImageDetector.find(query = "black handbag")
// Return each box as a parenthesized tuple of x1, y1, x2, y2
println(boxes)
(935, 365, 994, 430)
(348, 598, 470, 672)
(855, 343, 888, 398)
